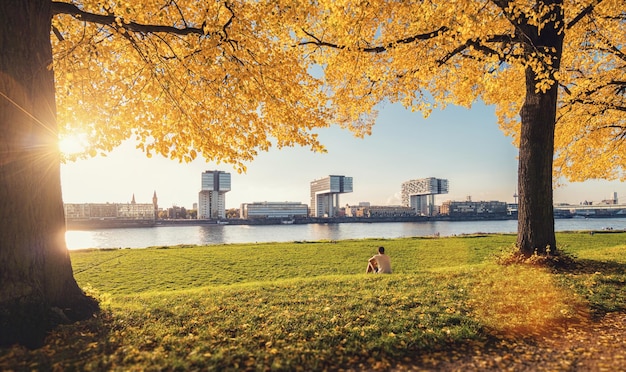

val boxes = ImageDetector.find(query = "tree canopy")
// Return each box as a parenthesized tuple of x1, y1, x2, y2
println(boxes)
(51, 1, 370, 171)
(272, 0, 624, 180)
(554, 9, 626, 182)
(51, 0, 624, 182)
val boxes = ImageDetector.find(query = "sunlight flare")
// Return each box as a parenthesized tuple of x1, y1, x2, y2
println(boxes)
(58, 133, 89, 158)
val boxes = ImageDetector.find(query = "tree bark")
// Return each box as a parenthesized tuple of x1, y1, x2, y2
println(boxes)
(0, 0, 98, 348)
(517, 72, 558, 256)
(516, 0, 564, 256)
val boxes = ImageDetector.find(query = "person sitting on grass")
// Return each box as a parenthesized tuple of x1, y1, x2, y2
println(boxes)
(366, 246, 392, 274)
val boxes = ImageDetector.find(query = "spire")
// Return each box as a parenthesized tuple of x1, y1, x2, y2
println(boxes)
(131, 193, 136, 204)
(152, 191, 158, 220)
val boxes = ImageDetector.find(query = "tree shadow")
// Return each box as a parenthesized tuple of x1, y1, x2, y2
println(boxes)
(0, 309, 116, 370)
(557, 258, 626, 276)
(554, 258, 626, 318)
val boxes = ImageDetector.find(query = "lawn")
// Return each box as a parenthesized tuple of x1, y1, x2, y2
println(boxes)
(1, 232, 625, 371)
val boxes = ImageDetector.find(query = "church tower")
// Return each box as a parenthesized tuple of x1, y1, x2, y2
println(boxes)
(152, 191, 158, 220)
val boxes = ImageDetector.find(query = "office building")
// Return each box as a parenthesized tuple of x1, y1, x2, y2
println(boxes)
(401, 177, 449, 216)
(310, 175, 353, 217)
(198, 170, 231, 219)
(240, 202, 308, 219)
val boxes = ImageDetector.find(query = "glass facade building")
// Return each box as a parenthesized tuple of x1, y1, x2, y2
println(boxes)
(401, 178, 449, 216)
(198, 170, 231, 219)
(310, 175, 353, 217)
(240, 202, 308, 219)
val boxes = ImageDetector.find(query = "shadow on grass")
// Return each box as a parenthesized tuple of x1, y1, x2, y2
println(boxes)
(555, 258, 626, 318)
(0, 310, 116, 371)
(556, 257, 626, 275)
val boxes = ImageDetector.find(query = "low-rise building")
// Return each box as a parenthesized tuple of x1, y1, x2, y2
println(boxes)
(64, 202, 156, 220)
(64, 193, 157, 221)
(440, 200, 508, 218)
(345, 205, 417, 218)
(240, 202, 309, 219)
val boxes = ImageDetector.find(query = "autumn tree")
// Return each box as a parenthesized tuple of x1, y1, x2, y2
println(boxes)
(0, 0, 361, 347)
(273, 0, 624, 255)
(226, 208, 240, 219)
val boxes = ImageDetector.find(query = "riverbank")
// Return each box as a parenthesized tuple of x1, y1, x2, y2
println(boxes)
(67, 214, 520, 230)
(65, 218, 626, 250)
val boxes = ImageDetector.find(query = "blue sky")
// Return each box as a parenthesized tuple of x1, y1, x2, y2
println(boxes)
(60, 101, 624, 210)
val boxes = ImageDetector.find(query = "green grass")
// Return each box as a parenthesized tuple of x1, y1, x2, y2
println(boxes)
(70, 235, 512, 294)
(1, 232, 625, 371)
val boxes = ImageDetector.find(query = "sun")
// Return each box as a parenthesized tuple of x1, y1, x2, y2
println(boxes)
(58, 133, 89, 157)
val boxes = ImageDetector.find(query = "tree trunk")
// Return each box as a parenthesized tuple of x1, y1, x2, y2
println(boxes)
(516, 0, 564, 257)
(517, 73, 558, 256)
(0, 0, 98, 348)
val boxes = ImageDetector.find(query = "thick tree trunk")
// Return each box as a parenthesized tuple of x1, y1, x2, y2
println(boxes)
(516, 0, 564, 257)
(517, 73, 558, 256)
(0, 0, 98, 348)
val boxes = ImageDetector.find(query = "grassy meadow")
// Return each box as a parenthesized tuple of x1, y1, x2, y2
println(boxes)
(1, 232, 625, 370)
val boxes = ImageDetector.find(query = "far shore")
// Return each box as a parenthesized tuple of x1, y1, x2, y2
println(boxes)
(65, 213, 626, 231)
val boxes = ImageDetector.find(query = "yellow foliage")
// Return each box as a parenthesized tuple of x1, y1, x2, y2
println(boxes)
(51, 0, 625, 179)
(555, 0, 626, 181)
(277, 0, 624, 181)
(52, 1, 340, 170)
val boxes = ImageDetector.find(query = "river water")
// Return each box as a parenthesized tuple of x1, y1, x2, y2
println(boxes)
(64, 218, 626, 250)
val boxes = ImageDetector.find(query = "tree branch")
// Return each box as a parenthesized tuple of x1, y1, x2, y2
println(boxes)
(597, 124, 626, 141)
(567, 0, 605, 30)
(437, 34, 519, 65)
(363, 26, 449, 53)
(51, 1, 211, 37)
(608, 44, 626, 63)
(52, 25, 64, 41)
(298, 26, 449, 53)
(566, 80, 626, 101)
(489, 0, 532, 33)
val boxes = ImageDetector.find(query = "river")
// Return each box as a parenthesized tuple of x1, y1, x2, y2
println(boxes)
(64, 218, 626, 250)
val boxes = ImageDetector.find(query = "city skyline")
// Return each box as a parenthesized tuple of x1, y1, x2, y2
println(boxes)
(60, 101, 625, 210)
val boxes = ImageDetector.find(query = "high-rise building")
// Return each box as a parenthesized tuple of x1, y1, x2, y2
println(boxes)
(401, 177, 449, 216)
(310, 175, 353, 217)
(198, 170, 231, 219)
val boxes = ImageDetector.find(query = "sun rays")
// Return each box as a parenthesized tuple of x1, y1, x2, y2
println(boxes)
(58, 132, 89, 160)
